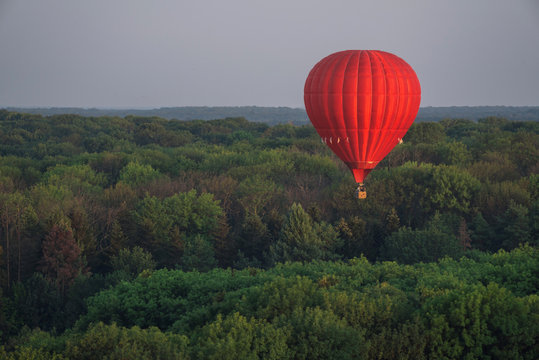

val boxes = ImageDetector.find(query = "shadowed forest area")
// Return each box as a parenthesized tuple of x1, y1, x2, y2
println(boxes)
(0, 110, 537, 358)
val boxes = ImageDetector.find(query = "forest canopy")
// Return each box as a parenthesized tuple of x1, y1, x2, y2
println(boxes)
(0, 110, 537, 358)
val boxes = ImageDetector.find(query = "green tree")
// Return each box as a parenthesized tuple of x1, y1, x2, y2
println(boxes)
(269, 203, 337, 264)
(0, 346, 64, 360)
(423, 283, 538, 359)
(404, 122, 445, 144)
(29, 183, 74, 228)
(42, 164, 106, 196)
(133, 195, 173, 248)
(365, 317, 427, 360)
(12, 273, 63, 331)
(236, 175, 280, 217)
(181, 235, 217, 272)
(164, 190, 223, 236)
(381, 226, 464, 264)
(193, 312, 291, 360)
(0, 192, 38, 286)
(64, 322, 189, 360)
(118, 161, 162, 187)
(469, 212, 496, 251)
(133, 190, 223, 267)
(429, 165, 480, 215)
(110, 246, 156, 278)
(88, 152, 127, 185)
(237, 213, 270, 263)
(476, 180, 531, 222)
(104, 220, 129, 259)
(498, 201, 531, 250)
(440, 141, 472, 166)
(509, 130, 539, 175)
(529, 200, 539, 245)
(281, 307, 366, 359)
(384, 208, 400, 235)
(467, 151, 520, 182)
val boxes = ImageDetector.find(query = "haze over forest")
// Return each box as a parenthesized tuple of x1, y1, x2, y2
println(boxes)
(5, 106, 539, 125)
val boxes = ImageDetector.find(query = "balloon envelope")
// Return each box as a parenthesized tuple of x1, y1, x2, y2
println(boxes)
(304, 50, 421, 183)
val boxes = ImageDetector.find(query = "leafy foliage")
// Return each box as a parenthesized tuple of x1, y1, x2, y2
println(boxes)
(269, 203, 339, 264)
(68, 246, 539, 359)
(0, 110, 537, 357)
(68, 323, 188, 359)
(110, 246, 156, 278)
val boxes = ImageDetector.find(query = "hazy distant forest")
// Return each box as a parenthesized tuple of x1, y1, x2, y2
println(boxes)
(8, 105, 539, 124)
(0, 109, 537, 359)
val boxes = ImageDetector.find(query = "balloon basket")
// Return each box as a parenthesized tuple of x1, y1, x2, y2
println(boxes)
(356, 183, 367, 199)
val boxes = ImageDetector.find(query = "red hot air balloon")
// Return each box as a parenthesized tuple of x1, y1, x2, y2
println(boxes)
(304, 50, 421, 198)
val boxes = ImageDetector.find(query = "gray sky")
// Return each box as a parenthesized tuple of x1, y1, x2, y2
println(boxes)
(1, 0, 538, 108)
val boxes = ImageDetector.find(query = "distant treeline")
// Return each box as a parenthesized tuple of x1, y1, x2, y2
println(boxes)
(3, 106, 309, 125)
(4, 105, 539, 124)
(417, 106, 539, 122)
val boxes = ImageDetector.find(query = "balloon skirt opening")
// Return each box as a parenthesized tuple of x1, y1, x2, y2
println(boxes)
(350, 168, 373, 183)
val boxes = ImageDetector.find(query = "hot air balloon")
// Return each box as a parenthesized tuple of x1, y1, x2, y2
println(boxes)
(304, 50, 421, 198)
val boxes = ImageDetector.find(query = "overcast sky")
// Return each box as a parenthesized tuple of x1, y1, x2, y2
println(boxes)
(1, 0, 538, 108)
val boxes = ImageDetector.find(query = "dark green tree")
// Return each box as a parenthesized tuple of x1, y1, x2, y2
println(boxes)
(404, 122, 445, 144)
(469, 212, 496, 251)
(181, 235, 217, 272)
(111, 246, 156, 278)
(269, 203, 338, 264)
(498, 201, 531, 250)
(381, 226, 464, 264)
(237, 213, 270, 262)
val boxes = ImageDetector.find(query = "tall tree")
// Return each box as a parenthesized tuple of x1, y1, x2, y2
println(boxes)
(336, 216, 371, 258)
(0, 193, 13, 287)
(104, 220, 129, 259)
(39, 225, 86, 294)
(237, 213, 270, 262)
(269, 203, 338, 264)
(499, 201, 531, 250)
(469, 212, 495, 251)
(110, 246, 156, 278)
(0, 192, 37, 286)
(458, 218, 472, 250)
(132, 190, 223, 267)
(181, 235, 217, 272)
(385, 208, 400, 235)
